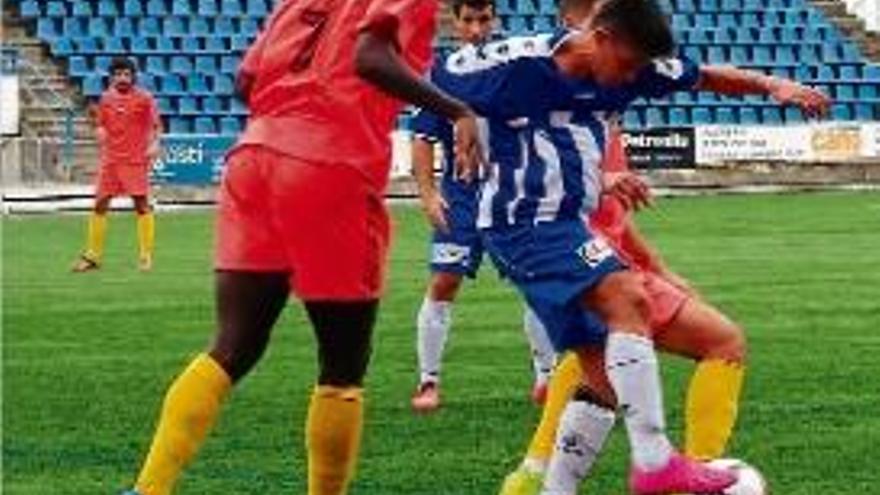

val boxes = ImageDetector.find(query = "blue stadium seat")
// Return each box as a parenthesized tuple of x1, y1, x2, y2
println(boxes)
(496, 0, 514, 15)
(699, 0, 719, 11)
(740, 13, 759, 27)
(203, 96, 223, 113)
(240, 18, 259, 35)
(156, 37, 177, 53)
(194, 117, 216, 134)
(213, 74, 234, 94)
(206, 37, 227, 53)
(178, 96, 199, 115)
(835, 84, 855, 100)
(139, 74, 158, 92)
(797, 45, 819, 64)
(222, 0, 243, 15)
(220, 117, 242, 135)
(220, 55, 240, 73)
(669, 107, 688, 125)
(98, 0, 118, 16)
(507, 16, 529, 33)
(147, 0, 167, 15)
(170, 56, 193, 74)
(76, 38, 100, 54)
(83, 75, 104, 96)
(182, 36, 202, 53)
(677, 0, 696, 11)
(161, 74, 185, 95)
(63, 17, 85, 38)
(690, 29, 710, 44)
(230, 98, 247, 115)
(46, 1, 66, 16)
(138, 17, 161, 36)
(857, 84, 878, 100)
(841, 43, 862, 62)
(68, 56, 90, 77)
(231, 35, 251, 51)
(691, 106, 713, 124)
(753, 46, 772, 65)
(111, 17, 134, 37)
(169, 118, 190, 133)
(694, 13, 713, 29)
(645, 107, 665, 127)
(761, 107, 782, 124)
(776, 46, 795, 65)
(88, 18, 110, 38)
(831, 103, 851, 120)
(716, 107, 736, 124)
(215, 17, 236, 35)
(783, 107, 804, 123)
(623, 111, 642, 129)
(821, 44, 841, 63)
(146, 56, 167, 75)
(191, 17, 211, 35)
(51, 38, 73, 56)
(164, 17, 187, 36)
(124, 0, 143, 15)
(131, 36, 152, 54)
(72, 1, 93, 17)
(757, 28, 776, 44)
(246, 0, 268, 15)
(733, 27, 754, 43)
(20, 0, 40, 17)
(37, 18, 58, 39)
(779, 26, 798, 43)
(515, 0, 537, 15)
(838, 65, 859, 80)
(187, 74, 211, 95)
(195, 56, 217, 74)
(671, 13, 690, 29)
(157, 97, 173, 114)
(854, 103, 875, 121)
(739, 107, 759, 124)
(198, 0, 218, 15)
(533, 15, 554, 32)
(714, 27, 733, 43)
(94, 56, 113, 73)
(707, 46, 725, 64)
(172, 0, 191, 15)
(720, 0, 740, 10)
(103, 37, 126, 53)
(863, 65, 880, 81)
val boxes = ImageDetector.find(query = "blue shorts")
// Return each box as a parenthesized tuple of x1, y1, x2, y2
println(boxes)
(429, 198, 485, 278)
(482, 220, 624, 351)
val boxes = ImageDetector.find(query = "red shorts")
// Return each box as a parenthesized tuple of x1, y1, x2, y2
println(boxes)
(96, 163, 150, 197)
(214, 146, 390, 300)
(643, 271, 690, 330)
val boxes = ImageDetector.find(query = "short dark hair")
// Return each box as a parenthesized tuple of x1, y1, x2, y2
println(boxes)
(108, 56, 136, 76)
(590, 0, 675, 58)
(451, 0, 495, 17)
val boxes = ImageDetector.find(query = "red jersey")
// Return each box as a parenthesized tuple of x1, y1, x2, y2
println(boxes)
(234, 0, 438, 190)
(97, 86, 159, 167)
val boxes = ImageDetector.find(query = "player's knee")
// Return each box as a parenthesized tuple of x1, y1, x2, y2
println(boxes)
(429, 272, 463, 301)
(707, 323, 747, 364)
(307, 301, 377, 387)
(94, 197, 111, 214)
(588, 271, 651, 328)
(209, 343, 268, 383)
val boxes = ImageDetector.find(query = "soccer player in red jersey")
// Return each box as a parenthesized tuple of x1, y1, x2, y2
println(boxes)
(120, 1, 481, 494)
(72, 57, 161, 273)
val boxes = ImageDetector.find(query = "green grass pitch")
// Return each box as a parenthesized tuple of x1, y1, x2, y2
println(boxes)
(4, 191, 880, 494)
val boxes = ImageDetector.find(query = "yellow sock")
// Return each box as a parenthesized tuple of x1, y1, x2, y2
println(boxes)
(84, 212, 108, 262)
(137, 212, 155, 260)
(306, 385, 364, 495)
(135, 354, 231, 495)
(684, 359, 745, 460)
(524, 352, 583, 464)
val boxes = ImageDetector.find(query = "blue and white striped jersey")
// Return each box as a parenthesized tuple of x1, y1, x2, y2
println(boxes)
(431, 29, 700, 229)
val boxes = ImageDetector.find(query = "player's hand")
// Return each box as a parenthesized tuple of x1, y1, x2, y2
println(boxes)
(419, 189, 450, 233)
(769, 80, 831, 119)
(602, 171, 653, 211)
(453, 111, 486, 183)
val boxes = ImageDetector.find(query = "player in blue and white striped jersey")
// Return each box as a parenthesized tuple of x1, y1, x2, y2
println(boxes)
(429, 0, 829, 492)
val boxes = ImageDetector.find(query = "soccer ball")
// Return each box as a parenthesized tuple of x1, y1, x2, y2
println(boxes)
(697, 458, 768, 495)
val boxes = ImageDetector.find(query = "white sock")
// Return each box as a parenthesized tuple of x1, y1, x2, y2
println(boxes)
(523, 305, 556, 384)
(417, 297, 452, 385)
(541, 398, 616, 495)
(605, 332, 674, 471)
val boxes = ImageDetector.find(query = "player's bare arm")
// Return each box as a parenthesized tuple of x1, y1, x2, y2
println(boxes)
(354, 30, 484, 181)
(412, 137, 450, 232)
(697, 65, 831, 118)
